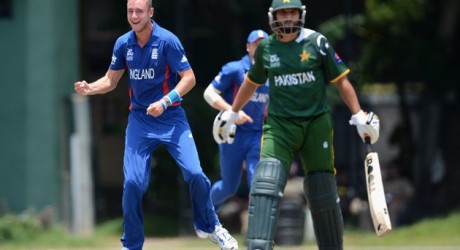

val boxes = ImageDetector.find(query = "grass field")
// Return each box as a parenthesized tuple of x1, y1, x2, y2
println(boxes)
(1, 212, 459, 249)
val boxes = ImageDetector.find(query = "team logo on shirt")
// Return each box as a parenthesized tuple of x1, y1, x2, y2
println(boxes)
(316, 35, 330, 56)
(299, 50, 311, 62)
(151, 48, 158, 60)
(127, 49, 134, 61)
(269, 54, 280, 68)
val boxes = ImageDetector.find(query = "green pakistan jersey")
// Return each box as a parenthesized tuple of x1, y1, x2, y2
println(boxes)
(247, 28, 350, 118)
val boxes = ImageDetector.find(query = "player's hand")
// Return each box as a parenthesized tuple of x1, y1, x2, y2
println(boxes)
(213, 110, 238, 144)
(74, 81, 90, 96)
(236, 110, 253, 125)
(349, 110, 380, 144)
(146, 101, 165, 117)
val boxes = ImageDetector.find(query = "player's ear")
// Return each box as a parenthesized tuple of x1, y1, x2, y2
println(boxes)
(150, 7, 154, 18)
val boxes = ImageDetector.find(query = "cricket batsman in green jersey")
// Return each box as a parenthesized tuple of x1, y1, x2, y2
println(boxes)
(213, 0, 380, 249)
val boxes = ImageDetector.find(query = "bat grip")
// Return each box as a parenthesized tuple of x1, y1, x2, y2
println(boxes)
(364, 136, 373, 153)
(364, 136, 371, 145)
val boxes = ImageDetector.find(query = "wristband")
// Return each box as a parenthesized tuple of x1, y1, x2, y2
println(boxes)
(163, 90, 181, 106)
(160, 99, 168, 110)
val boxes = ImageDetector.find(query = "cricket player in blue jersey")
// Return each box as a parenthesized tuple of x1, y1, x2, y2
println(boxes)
(203, 30, 269, 213)
(74, 0, 238, 249)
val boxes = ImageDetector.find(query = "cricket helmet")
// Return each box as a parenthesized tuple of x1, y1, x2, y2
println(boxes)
(268, 0, 306, 35)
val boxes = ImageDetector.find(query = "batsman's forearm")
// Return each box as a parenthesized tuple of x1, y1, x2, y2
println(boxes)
(340, 88, 361, 114)
(231, 80, 257, 112)
(336, 78, 361, 114)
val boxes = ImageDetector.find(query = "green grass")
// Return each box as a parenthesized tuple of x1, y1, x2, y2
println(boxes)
(0, 212, 459, 249)
(345, 212, 460, 246)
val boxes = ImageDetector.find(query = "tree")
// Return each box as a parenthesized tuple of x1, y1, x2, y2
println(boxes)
(342, 0, 460, 220)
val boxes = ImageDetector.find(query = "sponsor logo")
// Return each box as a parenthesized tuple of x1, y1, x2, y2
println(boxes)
(274, 71, 316, 86)
(111, 54, 117, 65)
(181, 55, 188, 63)
(129, 68, 155, 80)
(127, 49, 134, 61)
(269, 54, 280, 68)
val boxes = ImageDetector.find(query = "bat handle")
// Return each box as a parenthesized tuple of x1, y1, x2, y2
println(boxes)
(364, 136, 373, 153)
(364, 136, 371, 145)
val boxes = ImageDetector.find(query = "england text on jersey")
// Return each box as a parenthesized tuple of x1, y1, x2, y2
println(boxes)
(129, 68, 155, 80)
(274, 71, 315, 87)
(250, 92, 269, 103)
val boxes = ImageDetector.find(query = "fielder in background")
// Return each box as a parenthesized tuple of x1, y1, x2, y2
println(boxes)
(213, 0, 380, 249)
(74, 0, 238, 249)
(204, 30, 269, 214)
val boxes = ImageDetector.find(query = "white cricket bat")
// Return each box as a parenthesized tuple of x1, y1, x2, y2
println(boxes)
(364, 138, 392, 236)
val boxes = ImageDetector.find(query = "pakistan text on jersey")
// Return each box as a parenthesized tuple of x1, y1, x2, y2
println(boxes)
(274, 71, 316, 87)
(250, 92, 269, 103)
(129, 68, 155, 80)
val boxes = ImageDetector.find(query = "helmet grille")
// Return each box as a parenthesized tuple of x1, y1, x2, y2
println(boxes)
(268, 6, 306, 36)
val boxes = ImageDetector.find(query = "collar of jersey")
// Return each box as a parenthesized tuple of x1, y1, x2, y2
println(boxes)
(295, 28, 315, 43)
(127, 19, 160, 47)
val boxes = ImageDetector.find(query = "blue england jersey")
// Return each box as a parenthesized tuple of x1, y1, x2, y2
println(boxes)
(109, 20, 190, 110)
(211, 55, 269, 131)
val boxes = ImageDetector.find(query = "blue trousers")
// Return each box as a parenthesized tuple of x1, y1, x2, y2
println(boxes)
(210, 128, 262, 211)
(120, 108, 219, 250)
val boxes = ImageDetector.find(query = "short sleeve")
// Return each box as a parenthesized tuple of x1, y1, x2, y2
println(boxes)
(109, 37, 127, 71)
(316, 34, 349, 83)
(212, 61, 241, 92)
(165, 36, 191, 73)
(247, 40, 267, 85)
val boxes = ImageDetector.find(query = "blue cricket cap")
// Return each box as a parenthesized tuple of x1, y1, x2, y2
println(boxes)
(247, 29, 268, 44)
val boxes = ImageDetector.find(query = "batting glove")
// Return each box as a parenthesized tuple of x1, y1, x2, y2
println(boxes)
(349, 110, 380, 144)
(213, 110, 238, 144)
